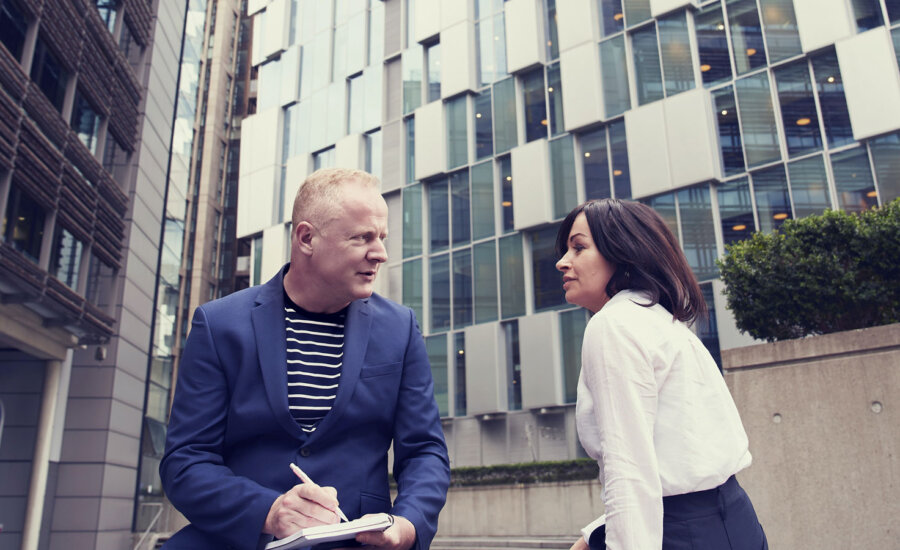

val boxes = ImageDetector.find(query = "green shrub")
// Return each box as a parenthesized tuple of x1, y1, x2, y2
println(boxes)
(449, 458, 598, 487)
(717, 200, 900, 342)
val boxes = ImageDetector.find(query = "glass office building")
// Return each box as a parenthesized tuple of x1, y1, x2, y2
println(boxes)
(238, 0, 900, 467)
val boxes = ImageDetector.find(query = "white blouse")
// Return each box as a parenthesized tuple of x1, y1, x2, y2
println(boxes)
(577, 290, 752, 549)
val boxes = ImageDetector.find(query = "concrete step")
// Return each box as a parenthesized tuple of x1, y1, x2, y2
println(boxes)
(431, 536, 573, 549)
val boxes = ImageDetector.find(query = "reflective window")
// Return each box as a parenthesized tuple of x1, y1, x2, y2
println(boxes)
(431, 254, 451, 331)
(453, 248, 473, 328)
(870, 131, 900, 203)
(402, 184, 422, 257)
(560, 309, 589, 403)
(659, 11, 695, 97)
(718, 178, 755, 246)
(600, 36, 631, 116)
(831, 148, 877, 212)
(426, 42, 441, 102)
(598, 0, 625, 37)
(698, 283, 722, 367)
(696, 4, 732, 87)
(473, 241, 499, 323)
(623, 0, 651, 27)
(406, 117, 416, 183)
(893, 27, 900, 69)
(522, 68, 548, 143)
(851, 0, 884, 31)
(677, 186, 718, 280)
(471, 161, 495, 240)
(103, 132, 129, 185)
(499, 156, 515, 233)
(475, 89, 493, 160)
(447, 96, 468, 169)
(0, 0, 27, 60)
(365, 130, 382, 181)
(811, 51, 854, 149)
(454, 332, 467, 416)
(403, 258, 423, 324)
(787, 155, 832, 218)
(494, 77, 518, 153)
(752, 165, 792, 232)
(477, 13, 508, 87)
(728, 0, 767, 75)
(646, 193, 679, 239)
(735, 73, 781, 168)
(404, 0, 415, 48)
(96, 0, 117, 33)
(312, 147, 334, 170)
(547, 63, 565, 136)
(632, 22, 665, 105)
(714, 87, 745, 176)
(889, 0, 900, 22)
(429, 181, 449, 252)
(498, 234, 526, 318)
(502, 320, 522, 410)
(51, 226, 84, 290)
(582, 127, 611, 200)
(609, 121, 631, 199)
(550, 136, 577, 219)
(86, 254, 115, 307)
(759, 0, 802, 62)
(545, 0, 560, 60)
(402, 45, 423, 114)
(531, 224, 565, 311)
(425, 334, 449, 416)
(451, 171, 471, 247)
(119, 21, 143, 70)
(30, 38, 68, 112)
(774, 62, 822, 158)
(71, 90, 102, 155)
(3, 184, 46, 263)
(348, 74, 364, 134)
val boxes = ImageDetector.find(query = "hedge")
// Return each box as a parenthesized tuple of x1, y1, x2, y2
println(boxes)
(448, 458, 599, 487)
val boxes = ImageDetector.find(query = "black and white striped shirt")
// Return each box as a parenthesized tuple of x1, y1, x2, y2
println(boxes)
(284, 293, 347, 433)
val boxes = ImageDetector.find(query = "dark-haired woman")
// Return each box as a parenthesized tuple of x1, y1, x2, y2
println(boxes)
(556, 199, 767, 550)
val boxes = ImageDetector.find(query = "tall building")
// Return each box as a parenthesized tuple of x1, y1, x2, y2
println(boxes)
(0, 0, 192, 548)
(234, 0, 900, 470)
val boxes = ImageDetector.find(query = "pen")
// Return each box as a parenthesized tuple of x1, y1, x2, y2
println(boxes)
(289, 462, 349, 522)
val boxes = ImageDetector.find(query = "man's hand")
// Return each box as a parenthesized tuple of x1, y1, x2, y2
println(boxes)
(263, 482, 341, 539)
(568, 536, 589, 550)
(348, 514, 416, 550)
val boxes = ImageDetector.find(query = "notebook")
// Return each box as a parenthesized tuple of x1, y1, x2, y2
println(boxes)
(265, 513, 394, 549)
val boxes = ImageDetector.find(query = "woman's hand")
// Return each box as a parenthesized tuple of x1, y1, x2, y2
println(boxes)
(569, 536, 590, 550)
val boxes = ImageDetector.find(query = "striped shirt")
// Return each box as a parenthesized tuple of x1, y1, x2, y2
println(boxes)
(284, 293, 347, 433)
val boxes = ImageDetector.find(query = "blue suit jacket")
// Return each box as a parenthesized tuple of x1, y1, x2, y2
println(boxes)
(160, 267, 450, 550)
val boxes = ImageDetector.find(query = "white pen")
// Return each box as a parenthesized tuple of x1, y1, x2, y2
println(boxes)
(289, 462, 350, 522)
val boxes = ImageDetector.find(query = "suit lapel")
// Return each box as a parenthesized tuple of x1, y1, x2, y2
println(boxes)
(251, 269, 305, 439)
(306, 297, 371, 444)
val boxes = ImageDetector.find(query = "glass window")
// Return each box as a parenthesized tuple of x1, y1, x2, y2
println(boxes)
(406, 117, 416, 183)
(404, 0, 415, 47)
(646, 192, 679, 239)
(71, 90, 101, 155)
(547, 63, 565, 136)
(96, 1, 117, 33)
(787, 155, 832, 218)
(811, 51, 854, 149)
(522, 68, 548, 143)
(86, 254, 115, 307)
(365, 130, 382, 181)
(426, 42, 441, 102)
(752, 165, 792, 232)
(677, 186, 718, 280)
(402, 45, 423, 114)
(893, 27, 900, 69)
(348, 74, 364, 134)
(582, 127, 611, 200)
(499, 156, 515, 233)
(632, 23, 665, 105)
(473, 241, 498, 323)
(870, 131, 900, 203)
(623, 0, 651, 27)
(454, 332, 466, 416)
(888, 0, 900, 22)
(312, 147, 334, 170)
(451, 171, 471, 247)
(425, 334, 449, 416)
(550, 136, 577, 219)
(714, 87, 745, 176)
(735, 73, 781, 168)
(759, 0, 802, 63)
(545, 0, 560, 60)
(1, 0, 28, 60)
(402, 184, 422, 257)
(475, 89, 494, 160)
(560, 309, 588, 403)
(659, 11, 695, 97)
(429, 181, 449, 252)
(600, 36, 631, 117)
(831, 148, 877, 212)
(728, 0, 767, 75)
(453, 248, 473, 328)
(431, 253, 451, 331)
(696, 4, 732, 87)
(447, 96, 468, 169)
(718, 178, 755, 246)
(609, 121, 631, 199)
(531, 224, 565, 311)
(403, 258, 423, 325)
(598, 0, 625, 37)
(120, 20, 142, 69)
(499, 234, 525, 318)
(774, 62, 823, 158)
(51, 226, 83, 289)
(477, 13, 509, 87)
(103, 132, 129, 185)
(494, 77, 518, 153)
(697, 283, 722, 367)
(851, 0, 884, 31)
(368, 0, 384, 65)
(3, 184, 46, 262)
(502, 320, 522, 410)
(30, 38, 68, 112)
(471, 161, 495, 240)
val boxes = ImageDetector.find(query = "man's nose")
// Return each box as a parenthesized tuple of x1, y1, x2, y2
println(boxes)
(370, 239, 388, 263)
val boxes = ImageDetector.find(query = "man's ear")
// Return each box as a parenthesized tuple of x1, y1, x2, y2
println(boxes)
(295, 222, 315, 256)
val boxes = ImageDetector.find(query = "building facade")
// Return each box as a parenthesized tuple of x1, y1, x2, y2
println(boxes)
(237, 0, 900, 469)
(0, 0, 191, 548)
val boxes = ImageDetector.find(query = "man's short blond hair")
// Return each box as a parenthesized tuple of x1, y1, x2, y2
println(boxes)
(292, 168, 380, 229)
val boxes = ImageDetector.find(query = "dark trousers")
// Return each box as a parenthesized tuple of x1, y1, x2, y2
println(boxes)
(589, 475, 768, 550)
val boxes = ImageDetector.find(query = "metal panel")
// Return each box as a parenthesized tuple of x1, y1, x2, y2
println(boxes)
(836, 27, 900, 141)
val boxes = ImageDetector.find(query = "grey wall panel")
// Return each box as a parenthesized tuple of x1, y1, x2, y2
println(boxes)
(506, 411, 537, 464)
(480, 418, 509, 465)
(381, 121, 403, 192)
(384, 0, 402, 56)
(836, 27, 900, 141)
(519, 310, 564, 409)
(385, 58, 403, 123)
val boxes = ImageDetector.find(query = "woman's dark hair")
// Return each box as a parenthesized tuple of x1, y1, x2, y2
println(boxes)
(555, 198, 708, 324)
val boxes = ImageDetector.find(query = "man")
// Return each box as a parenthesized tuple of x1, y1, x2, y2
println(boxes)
(160, 168, 450, 550)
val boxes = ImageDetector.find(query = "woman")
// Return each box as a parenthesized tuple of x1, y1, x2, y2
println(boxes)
(555, 199, 767, 550)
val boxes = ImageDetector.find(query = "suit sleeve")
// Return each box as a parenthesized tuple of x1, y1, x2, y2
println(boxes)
(159, 306, 280, 550)
(389, 308, 451, 549)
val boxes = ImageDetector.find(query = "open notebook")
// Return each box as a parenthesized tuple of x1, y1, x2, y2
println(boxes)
(265, 513, 393, 549)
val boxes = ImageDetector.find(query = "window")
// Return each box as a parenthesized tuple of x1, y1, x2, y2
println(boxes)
(426, 42, 441, 103)
(550, 136, 577, 219)
(697, 283, 722, 367)
(811, 52, 854, 149)
(522, 68, 548, 143)
(95, 0, 117, 33)
(403, 258, 423, 324)
(530, 223, 565, 311)
(312, 147, 334, 170)
(347, 74, 364, 134)
(623, 0, 651, 27)
(0, 0, 28, 60)
(677, 186, 718, 281)
(50, 226, 84, 290)
(454, 332, 466, 416)
(402, 45, 423, 114)
(430, 254, 451, 331)
(752, 165, 793, 232)
(609, 121, 631, 199)
(474, 89, 493, 160)
(632, 23, 665, 105)
(888, 0, 900, 22)
(547, 63, 564, 136)
(453, 248, 473, 328)
(30, 38, 69, 112)
(476, 6, 508, 87)
(870, 131, 900, 203)
(425, 334, 449, 416)
(658, 11, 695, 97)
(718, 178, 755, 245)
(499, 155, 515, 233)
(471, 161, 495, 240)
(560, 309, 588, 403)
(365, 129, 382, 181)
(447, 96, 468, 169)
(498, 233, 525, 318)
(473, 240, 498, 323)
(86, 254, 115, 308)
(502, 320, 522, 410)
(429, 181, 449, 253)
(583, 122, 631, 200)
(3, 184, 46, 262)
(759, 0, 802, 63)
(774, 62, 822, 158)
(600, 35, 630, 116)
(368, 0, 384, 66)
(851, 0, 884, 31)
(406, 117, 416, 183)
(403, 184, 422, 257)
(696, 4, 732, 87)
(103, 132, 129, 185)
(545, 0, 560, 60)
(787, 155, 832, 218)
(831, 147, 877, 212)
(714, 86, 746, 176)
(451, 171, 471, 247)
(728, 0, 767, 75)
(735, 72, 781, 168)
(493, 77, 518, 154)
(71, 89, 102, 154)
